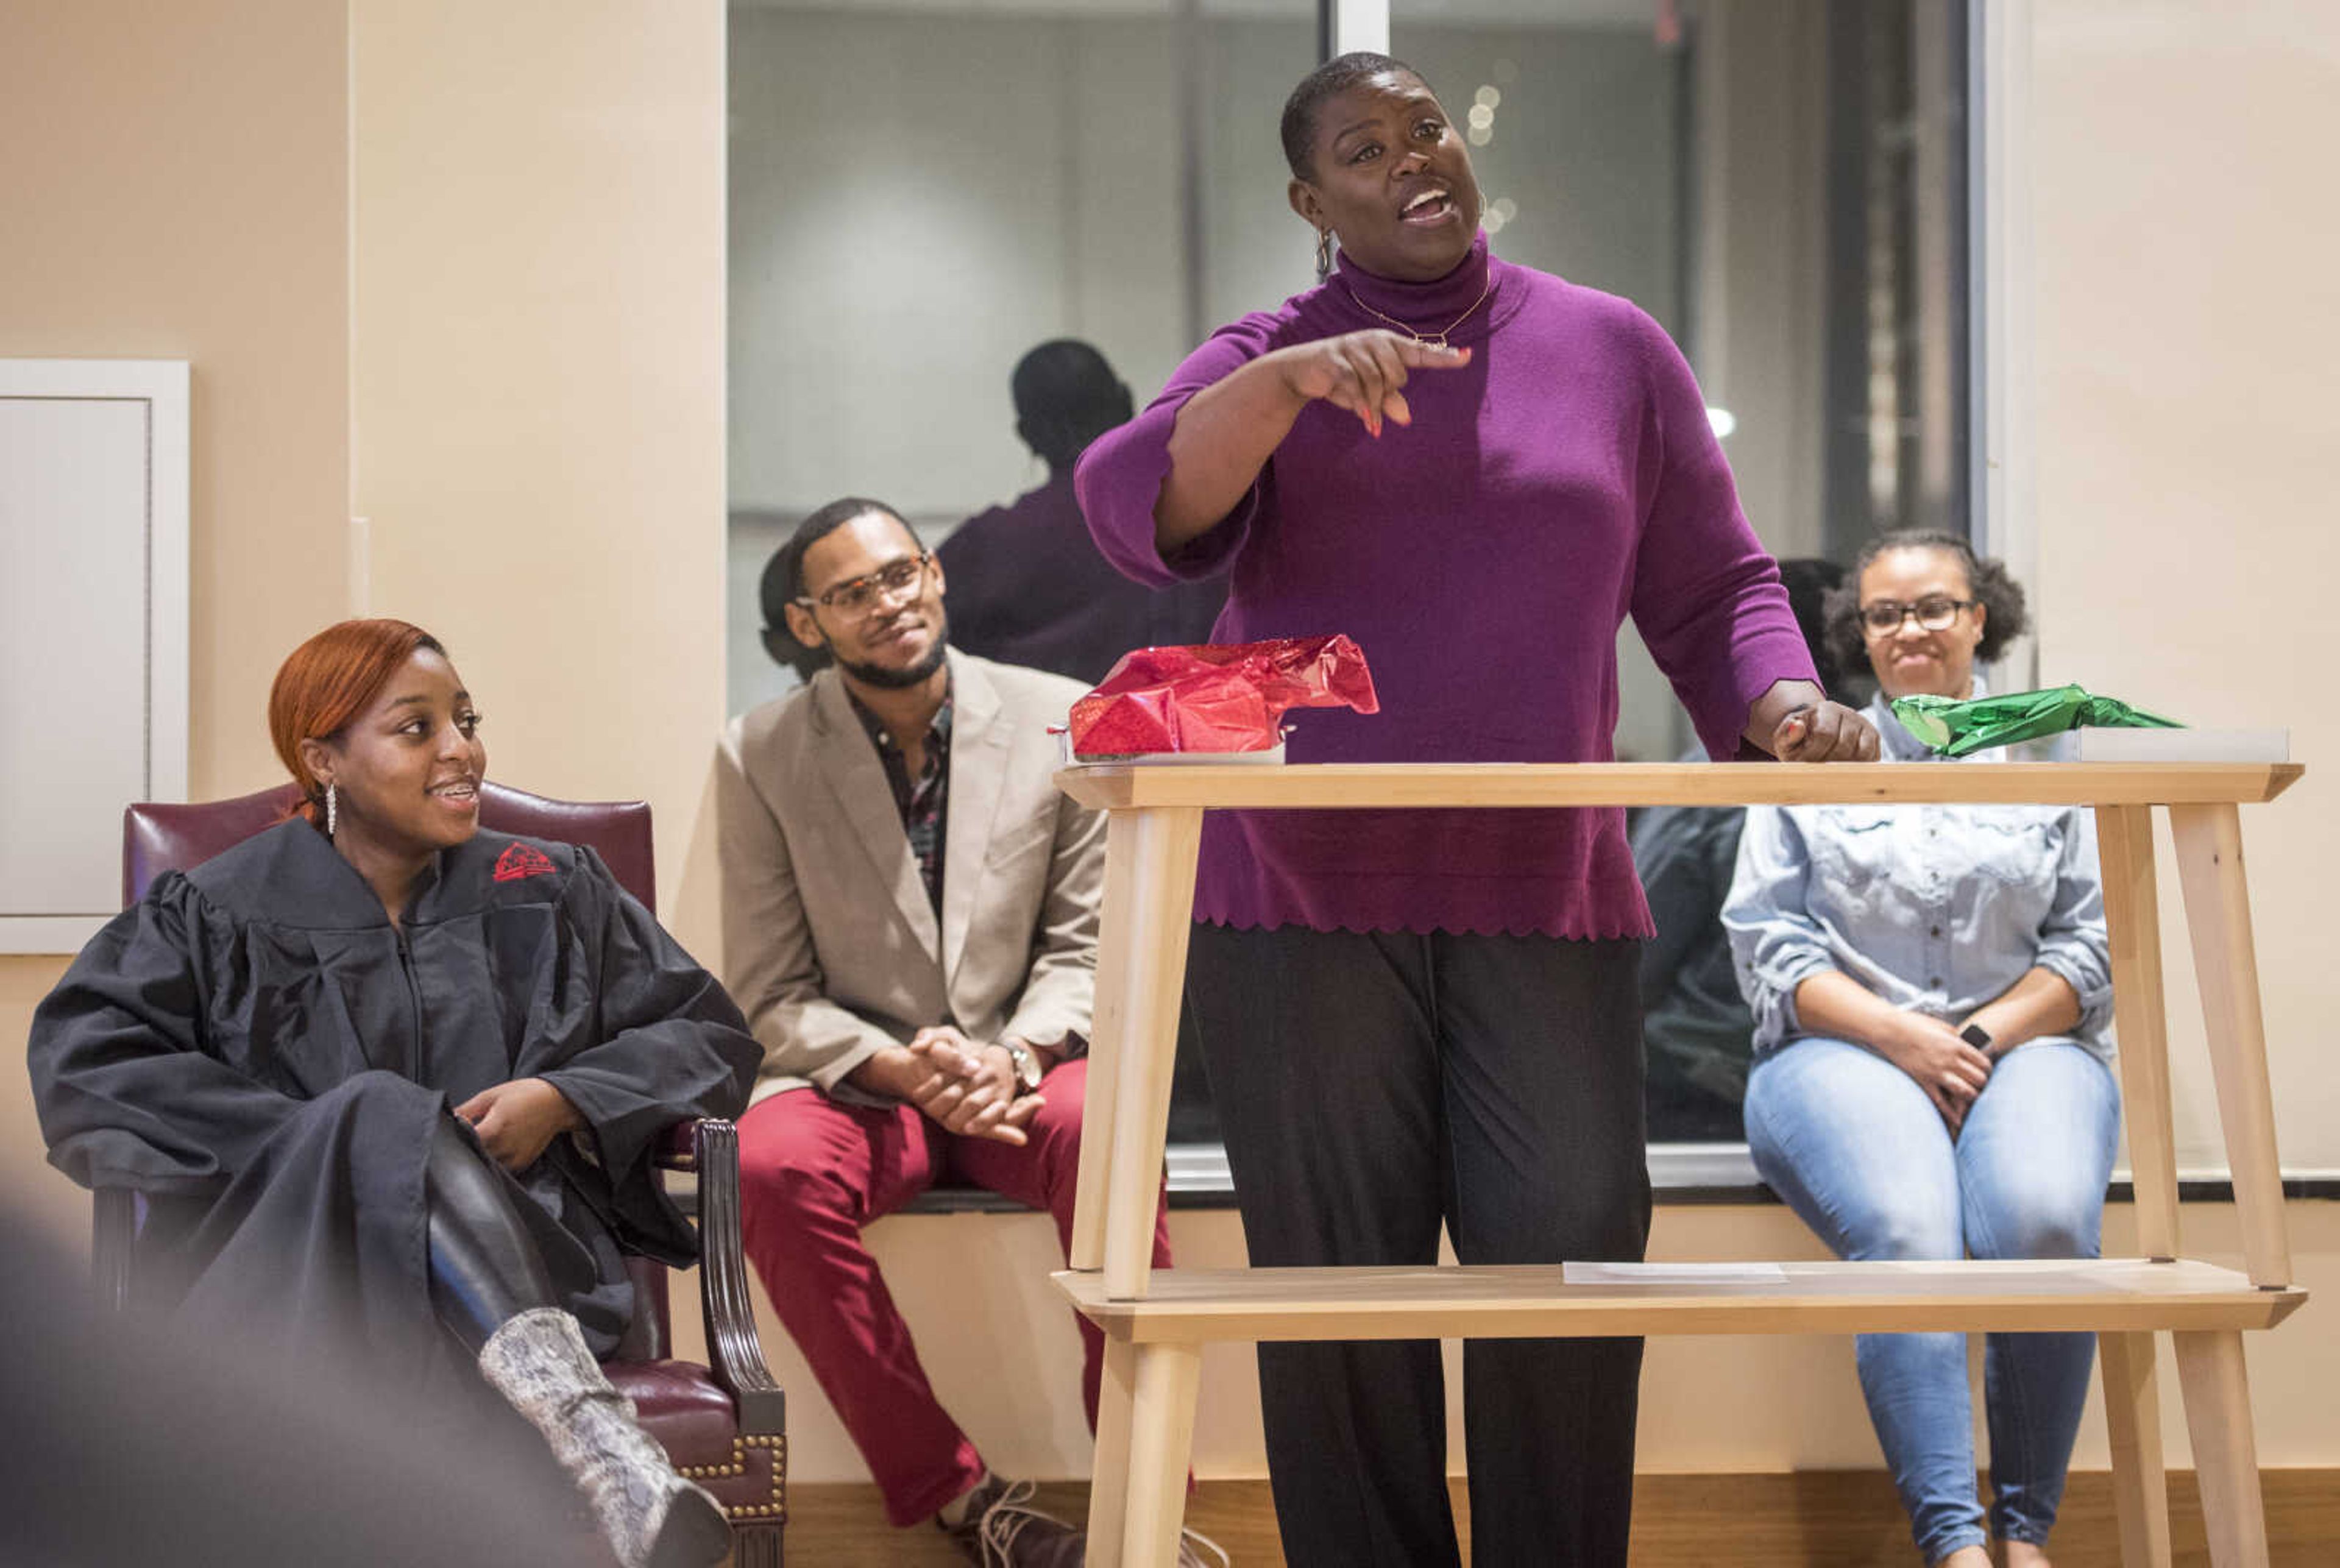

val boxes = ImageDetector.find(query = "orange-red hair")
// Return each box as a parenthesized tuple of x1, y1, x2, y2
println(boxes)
(268, 619, 447, 826)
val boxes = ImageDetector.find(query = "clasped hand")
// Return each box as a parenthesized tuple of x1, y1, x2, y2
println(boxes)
(904, 1026, 1046, 1146)
(453, 1077, 584, 1171)
(1879, 1014, 1994, 1136)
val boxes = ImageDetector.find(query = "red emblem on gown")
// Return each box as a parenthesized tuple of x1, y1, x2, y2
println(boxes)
(493, 842, 557, 882)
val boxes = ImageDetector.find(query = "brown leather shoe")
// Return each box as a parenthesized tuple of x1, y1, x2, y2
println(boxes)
(938, 1475, 1086, 1567)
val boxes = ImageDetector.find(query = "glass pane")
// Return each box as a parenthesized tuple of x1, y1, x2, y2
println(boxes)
(729, 0, 1316, 713)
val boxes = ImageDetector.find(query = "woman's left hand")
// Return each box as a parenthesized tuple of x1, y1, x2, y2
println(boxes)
(455, 1077, 584, 1171)
(1771, 700, 1880, 762)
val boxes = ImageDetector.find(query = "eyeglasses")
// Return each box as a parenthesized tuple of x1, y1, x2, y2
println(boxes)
(798, 552, 932, 618)
(1859, 596, 1977, 636)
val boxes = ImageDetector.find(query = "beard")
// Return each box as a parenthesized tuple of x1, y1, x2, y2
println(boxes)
(834, 630, 948, 690)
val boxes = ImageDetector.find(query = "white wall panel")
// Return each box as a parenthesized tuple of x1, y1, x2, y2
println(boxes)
(0, 360, 189, 951)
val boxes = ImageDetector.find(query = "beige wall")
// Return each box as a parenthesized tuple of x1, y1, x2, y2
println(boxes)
(0, 0, 350, 1241)
(2031, 0, 2340, 1171)
(349, 0, 730, 943)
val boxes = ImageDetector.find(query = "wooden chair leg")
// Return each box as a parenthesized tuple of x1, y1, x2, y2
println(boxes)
(2168, 803, 2291, 1288)
(1085, 1335, 1140, 1568)
(730, 1520, 785, 1567)
(2173, 1330, 2269, 1567)
(2099, 1331, 2172, 1568)
(1121, 1343, 1203, 1568)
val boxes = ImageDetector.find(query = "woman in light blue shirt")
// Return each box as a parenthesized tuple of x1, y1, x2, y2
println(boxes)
(1723, 531, 2116, 1568)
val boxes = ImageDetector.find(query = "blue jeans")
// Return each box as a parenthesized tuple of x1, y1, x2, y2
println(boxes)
(1745, 1036, 2120, 1563)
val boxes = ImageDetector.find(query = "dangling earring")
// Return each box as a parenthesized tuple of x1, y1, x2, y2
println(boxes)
(1314, 227, 1335, 282)
(325, 782, 338, 839)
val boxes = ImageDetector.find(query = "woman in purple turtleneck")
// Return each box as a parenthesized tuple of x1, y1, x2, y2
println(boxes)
(1077, 52, 1877, 1568)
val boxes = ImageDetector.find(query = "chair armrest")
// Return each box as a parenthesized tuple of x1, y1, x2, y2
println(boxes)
(685, 1119, 786, 1433)
(93, 1185, 138, 1313)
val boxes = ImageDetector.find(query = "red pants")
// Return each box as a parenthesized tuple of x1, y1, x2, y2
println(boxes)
(736, 1059, 1172, 1526)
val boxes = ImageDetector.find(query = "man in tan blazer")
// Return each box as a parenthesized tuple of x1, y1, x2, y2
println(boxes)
(717, 497, 1172, 1566)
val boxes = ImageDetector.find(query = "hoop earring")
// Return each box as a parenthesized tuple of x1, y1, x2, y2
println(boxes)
(1314, 227, 1334, 282)
(325, 782, 338, 839)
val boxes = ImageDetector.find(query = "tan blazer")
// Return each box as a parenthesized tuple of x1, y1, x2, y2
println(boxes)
(716, 650, 1104, 1107)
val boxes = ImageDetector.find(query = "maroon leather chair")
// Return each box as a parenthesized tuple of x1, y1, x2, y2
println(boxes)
(102, 781, 787, 1565)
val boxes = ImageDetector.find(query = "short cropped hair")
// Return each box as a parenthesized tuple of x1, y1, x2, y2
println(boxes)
(1280, 51, 1432, 181)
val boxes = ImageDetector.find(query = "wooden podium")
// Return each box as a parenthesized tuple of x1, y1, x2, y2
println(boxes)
(1048, 761, 2305, 1568)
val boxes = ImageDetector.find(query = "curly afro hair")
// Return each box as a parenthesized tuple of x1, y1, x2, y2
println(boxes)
(1823, 529, 2029, 677)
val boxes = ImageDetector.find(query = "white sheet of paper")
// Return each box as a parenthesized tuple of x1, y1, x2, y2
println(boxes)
(1562, 1261, 1789, 1285)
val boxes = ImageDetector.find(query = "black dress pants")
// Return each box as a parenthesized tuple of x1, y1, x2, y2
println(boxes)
(1183, 923, 1653, 1568)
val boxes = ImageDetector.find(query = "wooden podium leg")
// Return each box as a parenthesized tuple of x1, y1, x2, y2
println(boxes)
(1071, 812, 1144, 1275)
(2095, 804, 2182, 1258)
(2099, 1331, 2172, 1568)
(1100, 806, 1204, 1300)
(1075, 804, 1203, 1564)
(2174, 1331, 2270, 1567)
(1086, 1336, 1140, 1568)
(2169, 803, 2291, 1288)
(1121, 1343, 1203, 1568)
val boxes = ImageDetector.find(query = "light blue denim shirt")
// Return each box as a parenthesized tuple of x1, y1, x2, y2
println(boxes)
(1720, 684, 2114, 1062)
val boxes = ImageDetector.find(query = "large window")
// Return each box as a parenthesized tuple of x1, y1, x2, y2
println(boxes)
(727, 0, 1975, 1162)
(728, 0, 1319, 717)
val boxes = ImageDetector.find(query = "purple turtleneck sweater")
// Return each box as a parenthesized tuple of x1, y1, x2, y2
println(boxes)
(1074, 235, 1816, 940)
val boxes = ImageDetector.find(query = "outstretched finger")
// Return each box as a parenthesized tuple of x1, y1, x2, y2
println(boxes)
(1396, 340, 1472, 372)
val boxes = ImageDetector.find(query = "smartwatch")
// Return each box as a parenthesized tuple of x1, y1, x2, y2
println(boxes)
(1001, 1040, 1044, 1095)
(1959, 1021, 1995, 1054)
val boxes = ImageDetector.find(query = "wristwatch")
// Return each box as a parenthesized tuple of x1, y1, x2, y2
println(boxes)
(1001, 1040, 1044, 1095)
(1959, 1021, 1995, 1054)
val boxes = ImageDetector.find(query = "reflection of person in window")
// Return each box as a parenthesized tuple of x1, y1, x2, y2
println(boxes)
(27, 619, 759, 1568)
(1076, 50, 1878, 1568)
(1723, 533, 2115, 1568)
(935, 339, 1225, 685)
(1635, 558, 1852, 1141)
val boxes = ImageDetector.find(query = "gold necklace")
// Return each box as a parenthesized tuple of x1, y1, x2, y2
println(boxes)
(1341, 271, 1495, 350)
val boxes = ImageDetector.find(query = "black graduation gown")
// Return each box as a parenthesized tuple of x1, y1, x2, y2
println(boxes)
(27, 819, 761, 1375)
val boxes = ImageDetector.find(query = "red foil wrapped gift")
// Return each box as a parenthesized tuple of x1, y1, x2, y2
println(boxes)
(1067, 635, 1379, 758)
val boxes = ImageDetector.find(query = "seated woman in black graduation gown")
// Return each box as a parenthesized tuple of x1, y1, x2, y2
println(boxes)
(28, 619, 762, 1568)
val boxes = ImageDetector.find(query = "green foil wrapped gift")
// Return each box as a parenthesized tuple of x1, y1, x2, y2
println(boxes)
(1891, 684, 2182, 758)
